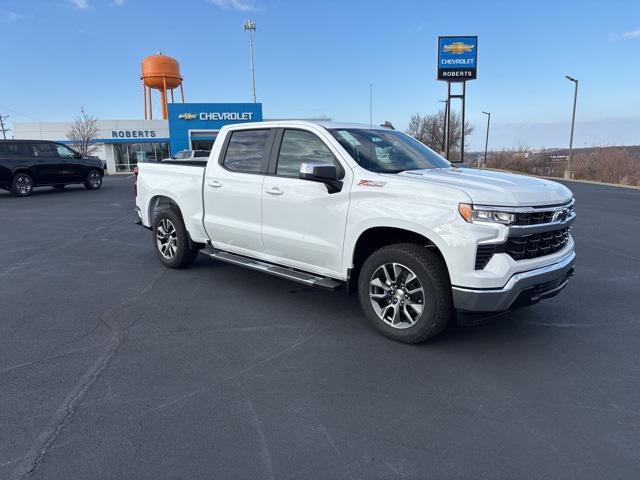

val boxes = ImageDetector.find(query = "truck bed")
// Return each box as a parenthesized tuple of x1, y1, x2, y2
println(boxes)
(136, 161, 208, 241)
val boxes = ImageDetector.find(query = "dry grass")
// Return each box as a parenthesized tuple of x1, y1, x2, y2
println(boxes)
(484, 147, 640, 186)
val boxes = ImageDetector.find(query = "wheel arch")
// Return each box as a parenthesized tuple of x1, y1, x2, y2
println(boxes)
(86, 166, 104, 176)
(148, 194, 183, 227)
(147, 194, 205, 249)
(12, 167, 34, 178)
(348, 226, 450, 293)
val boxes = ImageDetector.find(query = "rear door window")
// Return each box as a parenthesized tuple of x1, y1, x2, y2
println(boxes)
(0, 143, 22, 155)
(222, 129, 271, 174)
(34, 143, 57, 157)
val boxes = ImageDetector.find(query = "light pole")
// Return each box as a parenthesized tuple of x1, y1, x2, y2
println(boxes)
(565, 75, 578, 179)
(244, 20, 257, 103)
(438, 99, 448, 154)
(481, 111, 490, 168)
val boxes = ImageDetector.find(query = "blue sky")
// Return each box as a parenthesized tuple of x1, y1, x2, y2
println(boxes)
(1, 0, 639, 150)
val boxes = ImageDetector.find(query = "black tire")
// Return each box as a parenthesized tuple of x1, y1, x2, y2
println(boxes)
(357, 243, 453, 344)
(53, 184, 66, 190)
(10, 172, 34, 197)
(152, 208, 200, 268)
(84, 169, 103, 190)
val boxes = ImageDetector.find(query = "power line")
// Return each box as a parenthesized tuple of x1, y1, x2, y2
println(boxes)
(0, 105, 39, 121)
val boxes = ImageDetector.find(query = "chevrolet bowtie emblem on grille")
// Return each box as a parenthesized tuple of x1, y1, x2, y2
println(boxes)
(178, 113, 197, 120)
(443, 42, 475, 54)
(552, 209, 567, 222)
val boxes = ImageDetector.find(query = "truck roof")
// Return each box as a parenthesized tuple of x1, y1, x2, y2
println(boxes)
(0, 139, 58, 143)
(223, 120, 391, 131)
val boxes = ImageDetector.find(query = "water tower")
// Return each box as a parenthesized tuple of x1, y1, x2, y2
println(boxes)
(141, 52, 184, 120)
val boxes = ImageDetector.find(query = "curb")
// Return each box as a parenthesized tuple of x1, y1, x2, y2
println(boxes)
(541, 176, 640, 191)
(482, 168, 640, 191)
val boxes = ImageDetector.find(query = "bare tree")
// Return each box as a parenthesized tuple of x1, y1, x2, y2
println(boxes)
(67, 110, 99, 156)
(406, 109, 474, 160)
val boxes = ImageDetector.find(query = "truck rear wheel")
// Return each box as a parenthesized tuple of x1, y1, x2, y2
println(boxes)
(152, 208, 199, 268)
(10, 173, 34, 197)
(357, 243, 453, 344)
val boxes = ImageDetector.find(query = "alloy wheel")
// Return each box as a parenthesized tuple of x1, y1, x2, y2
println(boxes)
(156, 218, 178, 259)
(369, 262, 425, 329)
(16, 176, 32, 195)
(89, 171, 102, 188)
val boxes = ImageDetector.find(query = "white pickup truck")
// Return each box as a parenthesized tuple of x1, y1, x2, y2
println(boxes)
(135, 121, 575, 343)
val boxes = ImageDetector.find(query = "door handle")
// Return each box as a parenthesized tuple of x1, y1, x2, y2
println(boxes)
(208, 180, 222, 188)
(265, 186, 283, 195)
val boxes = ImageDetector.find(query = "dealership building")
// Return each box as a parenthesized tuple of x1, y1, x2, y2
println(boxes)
(13, 103, 263, 174)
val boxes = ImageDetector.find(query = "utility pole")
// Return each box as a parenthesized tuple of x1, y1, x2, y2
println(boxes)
(369, 83, 373, 128)
(0, 114, 10, 140)
(565, 75, 578, 179)
(244, 20, 257, 103)
(482, 111, 491, 168)
(438, 100, 448, 154)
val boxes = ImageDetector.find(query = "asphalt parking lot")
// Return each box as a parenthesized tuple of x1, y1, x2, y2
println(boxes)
(1, 176, 639, 479)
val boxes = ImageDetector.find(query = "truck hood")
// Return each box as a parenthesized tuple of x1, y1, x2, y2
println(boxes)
(391, 168, 572, 207)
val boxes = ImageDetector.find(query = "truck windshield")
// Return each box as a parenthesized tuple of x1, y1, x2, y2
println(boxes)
(328, 128, 451, 173)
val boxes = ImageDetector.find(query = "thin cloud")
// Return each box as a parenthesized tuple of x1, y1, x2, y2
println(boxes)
(5, 12, 29, 22)
(622, 29, 640, 39)
(209, 0, 256, 11)
(70, 0, 90, 10)
(111, 0, 126, 5)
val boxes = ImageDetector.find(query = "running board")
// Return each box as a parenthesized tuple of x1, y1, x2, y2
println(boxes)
(202, 248, 342, 291)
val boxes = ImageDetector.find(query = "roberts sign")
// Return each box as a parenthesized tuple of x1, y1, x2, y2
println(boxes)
(437, 36, 478, 82)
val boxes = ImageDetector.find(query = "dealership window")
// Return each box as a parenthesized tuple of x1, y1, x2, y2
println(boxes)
(113, 142, 170, 173)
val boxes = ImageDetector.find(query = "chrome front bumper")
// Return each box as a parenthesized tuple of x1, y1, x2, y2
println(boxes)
(452, 251, 576, 312)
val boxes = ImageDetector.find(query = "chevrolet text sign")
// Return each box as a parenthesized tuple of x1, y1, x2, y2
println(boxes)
(437, 36, 478, 81)
(167, 103, 263, 153)
(198, 112, 254, 121)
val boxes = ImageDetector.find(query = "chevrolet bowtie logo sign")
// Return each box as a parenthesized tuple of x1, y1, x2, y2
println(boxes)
(442, 42, 475, 54)
(178, 113, 197, 120)
(437, 36, 478, 82)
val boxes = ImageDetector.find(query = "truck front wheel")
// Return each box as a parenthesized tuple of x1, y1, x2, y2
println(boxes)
(357, 243, 453, 344)
(152, 209, 199, 268)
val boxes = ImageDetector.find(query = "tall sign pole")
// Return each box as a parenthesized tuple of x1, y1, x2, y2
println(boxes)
(437, 36, 478, 162)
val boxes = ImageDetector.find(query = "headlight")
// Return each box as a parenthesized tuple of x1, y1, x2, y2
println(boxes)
(458, 203, 515, 225)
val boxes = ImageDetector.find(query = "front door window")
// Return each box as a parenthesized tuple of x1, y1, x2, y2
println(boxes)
(55, 145, 75, 158)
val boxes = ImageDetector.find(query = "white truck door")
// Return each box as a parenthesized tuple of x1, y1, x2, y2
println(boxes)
(203, 128, 274, 254)
(261, 128, 350, 276)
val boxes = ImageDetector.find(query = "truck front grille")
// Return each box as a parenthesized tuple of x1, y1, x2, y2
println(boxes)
(502, 227, 571, 261)
(512, 202, 575, 226)
(514, 211, 556, 225)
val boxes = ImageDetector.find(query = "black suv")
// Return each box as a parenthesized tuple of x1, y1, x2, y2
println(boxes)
(0, 140, 104, 197)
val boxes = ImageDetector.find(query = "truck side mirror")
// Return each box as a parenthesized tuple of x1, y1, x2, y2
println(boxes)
(299, 162, 343, 193)
(74, 152, 82, 159)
